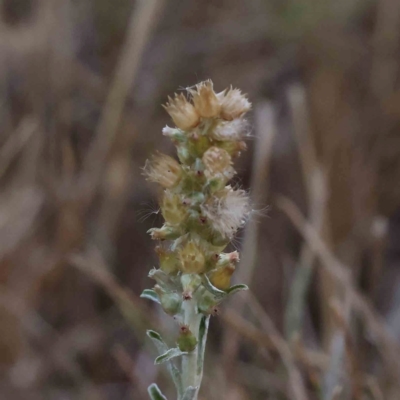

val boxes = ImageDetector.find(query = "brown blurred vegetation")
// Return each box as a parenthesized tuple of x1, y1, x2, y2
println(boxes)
(1, 0, 400, 399)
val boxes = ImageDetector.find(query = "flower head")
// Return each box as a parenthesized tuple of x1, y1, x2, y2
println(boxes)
(219, 87, 251, 120)
(161, 190, 188, 225)
(143, 153, 182, 188)
(189, 80, 221, 118)
(202, 147, 235, 181)
(163, 93, 200, 130)
(201, 187, 250, 240)
(178, 241, 206, 274)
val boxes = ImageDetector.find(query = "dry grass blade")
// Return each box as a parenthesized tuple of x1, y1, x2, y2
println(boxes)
(69, 251, 154, 338)
(277, 195, 400, 384)
(284, 83, 329, 341)
(83, 0, 165, 194)
(246, 292, 308, 400)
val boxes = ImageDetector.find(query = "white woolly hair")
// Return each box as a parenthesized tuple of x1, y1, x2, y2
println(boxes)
(212, 118, 249, 141)
(201, 186, 250, 239)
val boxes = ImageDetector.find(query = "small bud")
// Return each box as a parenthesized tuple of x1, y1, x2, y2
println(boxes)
(177, 326, 198, 352)
(209, 264, 235, 290)
(143, 153, 182, 188)
(148, 268, 173, 286)
(161, 191, 188, 226)
(202, 146, 235, 181)
(216, 141, 246, 158)
(178, 241, 206, 274)
(156, 246, 180, 275)
(197, 289, 218, 314)
(154, 285, 182, 315)
(177, 145, 193, 164)
(181, 274, 202, 299)
(163, 93, 200, 130)
(162, 125, 186, 143)
(148, 224, 181, 240)
(189, 80, 221, 118)
(219, 87, 251, 120)
(211, 119, 248, 141)
(217, 251, 240, 267)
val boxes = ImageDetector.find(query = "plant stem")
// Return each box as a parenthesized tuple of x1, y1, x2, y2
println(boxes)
(181, 299, 206, 400)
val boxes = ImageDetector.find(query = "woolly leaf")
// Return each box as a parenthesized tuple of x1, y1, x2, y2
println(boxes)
(226, 284, 248, 296)
(197, 315, 210, 375)
(201, 274, 227, 299)
(147, 330, 165, 344)
(147, 331, 183, 394)
(155, 348, 187, 365)
(148, 383, 168, 400)
(140, 289, 160, 304)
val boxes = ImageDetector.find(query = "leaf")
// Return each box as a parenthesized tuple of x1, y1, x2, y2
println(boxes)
(141, 289, 160, 304)
(155, 348, 188, 365)
(182, 386, 198, 400)
(147, 329, 165, 346)
(147, 331, 183, 395)
(226, 284, 249, 296)
(201, 274, 227, 300)
(197, 315, 210, 376)
(148, 383, 168, 400)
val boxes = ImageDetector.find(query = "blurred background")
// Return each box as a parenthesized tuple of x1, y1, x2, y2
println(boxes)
(1, 0, 400, 399)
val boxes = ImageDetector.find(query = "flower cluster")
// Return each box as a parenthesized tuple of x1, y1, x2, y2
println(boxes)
(142, 80, 251, 400)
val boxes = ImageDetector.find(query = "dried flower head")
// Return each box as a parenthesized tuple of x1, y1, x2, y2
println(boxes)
(189, 80, 221, 118)
(202, 146, 235, 181)
(201, 187, 250, 240)
(163, 93, 200, 130)
(143, 153, 182, 188)
(219, 87, 251, 120)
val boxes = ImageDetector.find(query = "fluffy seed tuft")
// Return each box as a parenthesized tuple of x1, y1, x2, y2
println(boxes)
(211, 118, 248, 141)
(201, 187, 250, 240)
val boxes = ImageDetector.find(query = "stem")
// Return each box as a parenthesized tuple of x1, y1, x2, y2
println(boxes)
(180, 299, 209, 400)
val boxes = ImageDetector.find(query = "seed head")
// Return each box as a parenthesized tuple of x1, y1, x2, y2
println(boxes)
(189, 80, 221, 118)
(163, 93, 200, 130)
(143, 153, 182, 188)
(219, 87, 251, 120)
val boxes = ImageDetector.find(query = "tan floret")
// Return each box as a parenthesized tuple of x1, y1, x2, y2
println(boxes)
(219, 87, 251, 120)
(163, 93, 200, 130)
(189, 80, 221, 118)
(143, 153, 182, 188)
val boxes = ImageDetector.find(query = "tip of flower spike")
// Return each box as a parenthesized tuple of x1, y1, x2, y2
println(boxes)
(188, 80, 221, 118)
